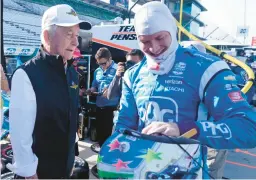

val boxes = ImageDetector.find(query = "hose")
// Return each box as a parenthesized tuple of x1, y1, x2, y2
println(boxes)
(176, 20, 254, 93)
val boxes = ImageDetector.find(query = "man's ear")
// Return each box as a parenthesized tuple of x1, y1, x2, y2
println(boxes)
(43, 30, 50, 46)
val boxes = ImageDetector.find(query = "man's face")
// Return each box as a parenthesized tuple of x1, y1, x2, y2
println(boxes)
(97, 58, 111, 70)
(49, 25, 80, 61)
(138, 31, 171, 57)
(126, 55, 141, 63)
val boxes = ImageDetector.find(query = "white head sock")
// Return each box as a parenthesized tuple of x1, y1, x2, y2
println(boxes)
(134, 1, 179, 75)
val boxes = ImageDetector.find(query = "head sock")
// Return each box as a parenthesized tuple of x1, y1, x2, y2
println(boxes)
(134, 1, 179, 75)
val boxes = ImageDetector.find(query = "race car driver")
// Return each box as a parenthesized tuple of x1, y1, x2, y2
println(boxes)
(115, 2, 256, 179)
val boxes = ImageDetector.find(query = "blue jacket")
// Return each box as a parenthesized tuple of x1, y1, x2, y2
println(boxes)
(92, 61, 120, 107)
(115, 46, 256, 177)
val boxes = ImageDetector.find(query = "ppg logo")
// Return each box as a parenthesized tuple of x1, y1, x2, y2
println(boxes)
(138, 96, 179, 125)
(201, 122, 232, 139)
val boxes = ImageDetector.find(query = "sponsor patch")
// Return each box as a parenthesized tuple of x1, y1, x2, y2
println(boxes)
(228, 91, 244, 102)
(224, 75, 236, 81)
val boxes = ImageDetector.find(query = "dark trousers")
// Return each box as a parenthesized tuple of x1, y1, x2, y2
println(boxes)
(96, 106, 115, 146)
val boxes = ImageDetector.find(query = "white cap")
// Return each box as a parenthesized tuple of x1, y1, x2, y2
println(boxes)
(42, 4, 91, 30)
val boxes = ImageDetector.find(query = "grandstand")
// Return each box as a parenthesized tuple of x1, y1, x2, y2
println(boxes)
(3, 8, 41, 48)
(3, 0, 128, 55)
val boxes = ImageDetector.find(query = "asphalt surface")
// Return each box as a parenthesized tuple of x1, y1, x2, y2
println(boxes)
(224, 148, 256, 179)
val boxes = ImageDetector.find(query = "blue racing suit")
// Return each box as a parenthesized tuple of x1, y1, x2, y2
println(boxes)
(116, 46, 256, 178)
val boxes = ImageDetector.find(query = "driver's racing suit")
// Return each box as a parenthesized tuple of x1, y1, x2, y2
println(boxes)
(115, 46, 256, 178)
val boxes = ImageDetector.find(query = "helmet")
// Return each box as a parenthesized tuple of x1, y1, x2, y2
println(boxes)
(97, 129, 202, 179)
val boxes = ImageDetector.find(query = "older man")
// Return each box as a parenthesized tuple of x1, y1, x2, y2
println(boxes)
(115, 2, 256, 179)
(8, 4, 91, 179)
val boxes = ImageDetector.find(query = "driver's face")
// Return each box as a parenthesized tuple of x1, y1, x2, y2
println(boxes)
(138, 31, 171, 57)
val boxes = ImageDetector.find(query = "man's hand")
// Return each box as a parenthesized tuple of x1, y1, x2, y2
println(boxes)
(102, 87, 108, 98)
(116, 62, 125, 77)
(142, 122, 180, 137)
(85, 89, 92, 95)
(79, 88, 85, 96)
(25, 173, 38, 179)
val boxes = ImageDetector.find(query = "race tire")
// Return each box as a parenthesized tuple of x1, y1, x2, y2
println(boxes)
(1, 172, 14, 180)
(70, 156, 89, 179)
(1, 143, 13, 164)
(90, 127, 97, 142)
(91, 164, 99, 179)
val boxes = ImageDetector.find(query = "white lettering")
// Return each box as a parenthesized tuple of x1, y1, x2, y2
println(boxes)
(165, 79, 182, 85)
(201, 122, 232, 139)
(165, 87, 184, 92)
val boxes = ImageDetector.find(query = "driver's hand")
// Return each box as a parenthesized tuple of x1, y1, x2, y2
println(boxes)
(142, 122, 180, 137)
(116, 62, 125, 77)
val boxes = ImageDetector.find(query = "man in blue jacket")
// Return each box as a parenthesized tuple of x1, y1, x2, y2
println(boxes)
(115, 2, 256, 179)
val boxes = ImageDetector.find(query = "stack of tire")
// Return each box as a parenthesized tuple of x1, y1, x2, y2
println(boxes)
(1, 141, 13, 179)
(1, 143, 89, 179)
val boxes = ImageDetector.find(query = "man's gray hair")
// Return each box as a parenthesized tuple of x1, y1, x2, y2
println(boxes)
(40, 24, 57, 45)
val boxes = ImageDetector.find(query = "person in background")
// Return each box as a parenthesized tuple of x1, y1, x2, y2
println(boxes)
(72, 47, 87, 107)
(107, 49, 144, 100)
(86, 47, 120, 147)
(1, 64, 10, 93)
(8, 4, 91, 179)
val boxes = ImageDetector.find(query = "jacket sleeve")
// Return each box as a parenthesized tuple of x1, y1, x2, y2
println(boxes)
(107, 75, 122, 100)
(195, 70, 256, 149)
(91, 70, 98, 90)
(115, 72, 139, 130)
(8, 69, 38, 177)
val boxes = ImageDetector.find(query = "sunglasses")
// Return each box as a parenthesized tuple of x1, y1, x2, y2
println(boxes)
(97, 60, 109, 66)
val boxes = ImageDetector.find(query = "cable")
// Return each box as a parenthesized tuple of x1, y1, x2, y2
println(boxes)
(160, 134, 215, 179)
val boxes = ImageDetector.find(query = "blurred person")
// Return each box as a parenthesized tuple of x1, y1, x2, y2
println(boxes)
(86, 47, 120, 147)
(107, 49, 144, 100)
(1, 64, 10, 93)
(8, 4, 91, 179)
(115, 2, 256, 179)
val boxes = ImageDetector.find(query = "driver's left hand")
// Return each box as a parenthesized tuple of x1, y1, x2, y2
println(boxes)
(142, 122, 180, 137)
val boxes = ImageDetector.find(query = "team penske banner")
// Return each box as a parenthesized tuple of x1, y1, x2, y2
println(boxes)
(90, 24, 139, 52)
(4, 47, 39, 56)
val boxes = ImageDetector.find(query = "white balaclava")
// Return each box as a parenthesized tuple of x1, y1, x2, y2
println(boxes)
(134, 1, 179, 75)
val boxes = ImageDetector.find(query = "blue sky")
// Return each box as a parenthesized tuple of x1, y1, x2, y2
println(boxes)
(200, 0, 255, 44)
